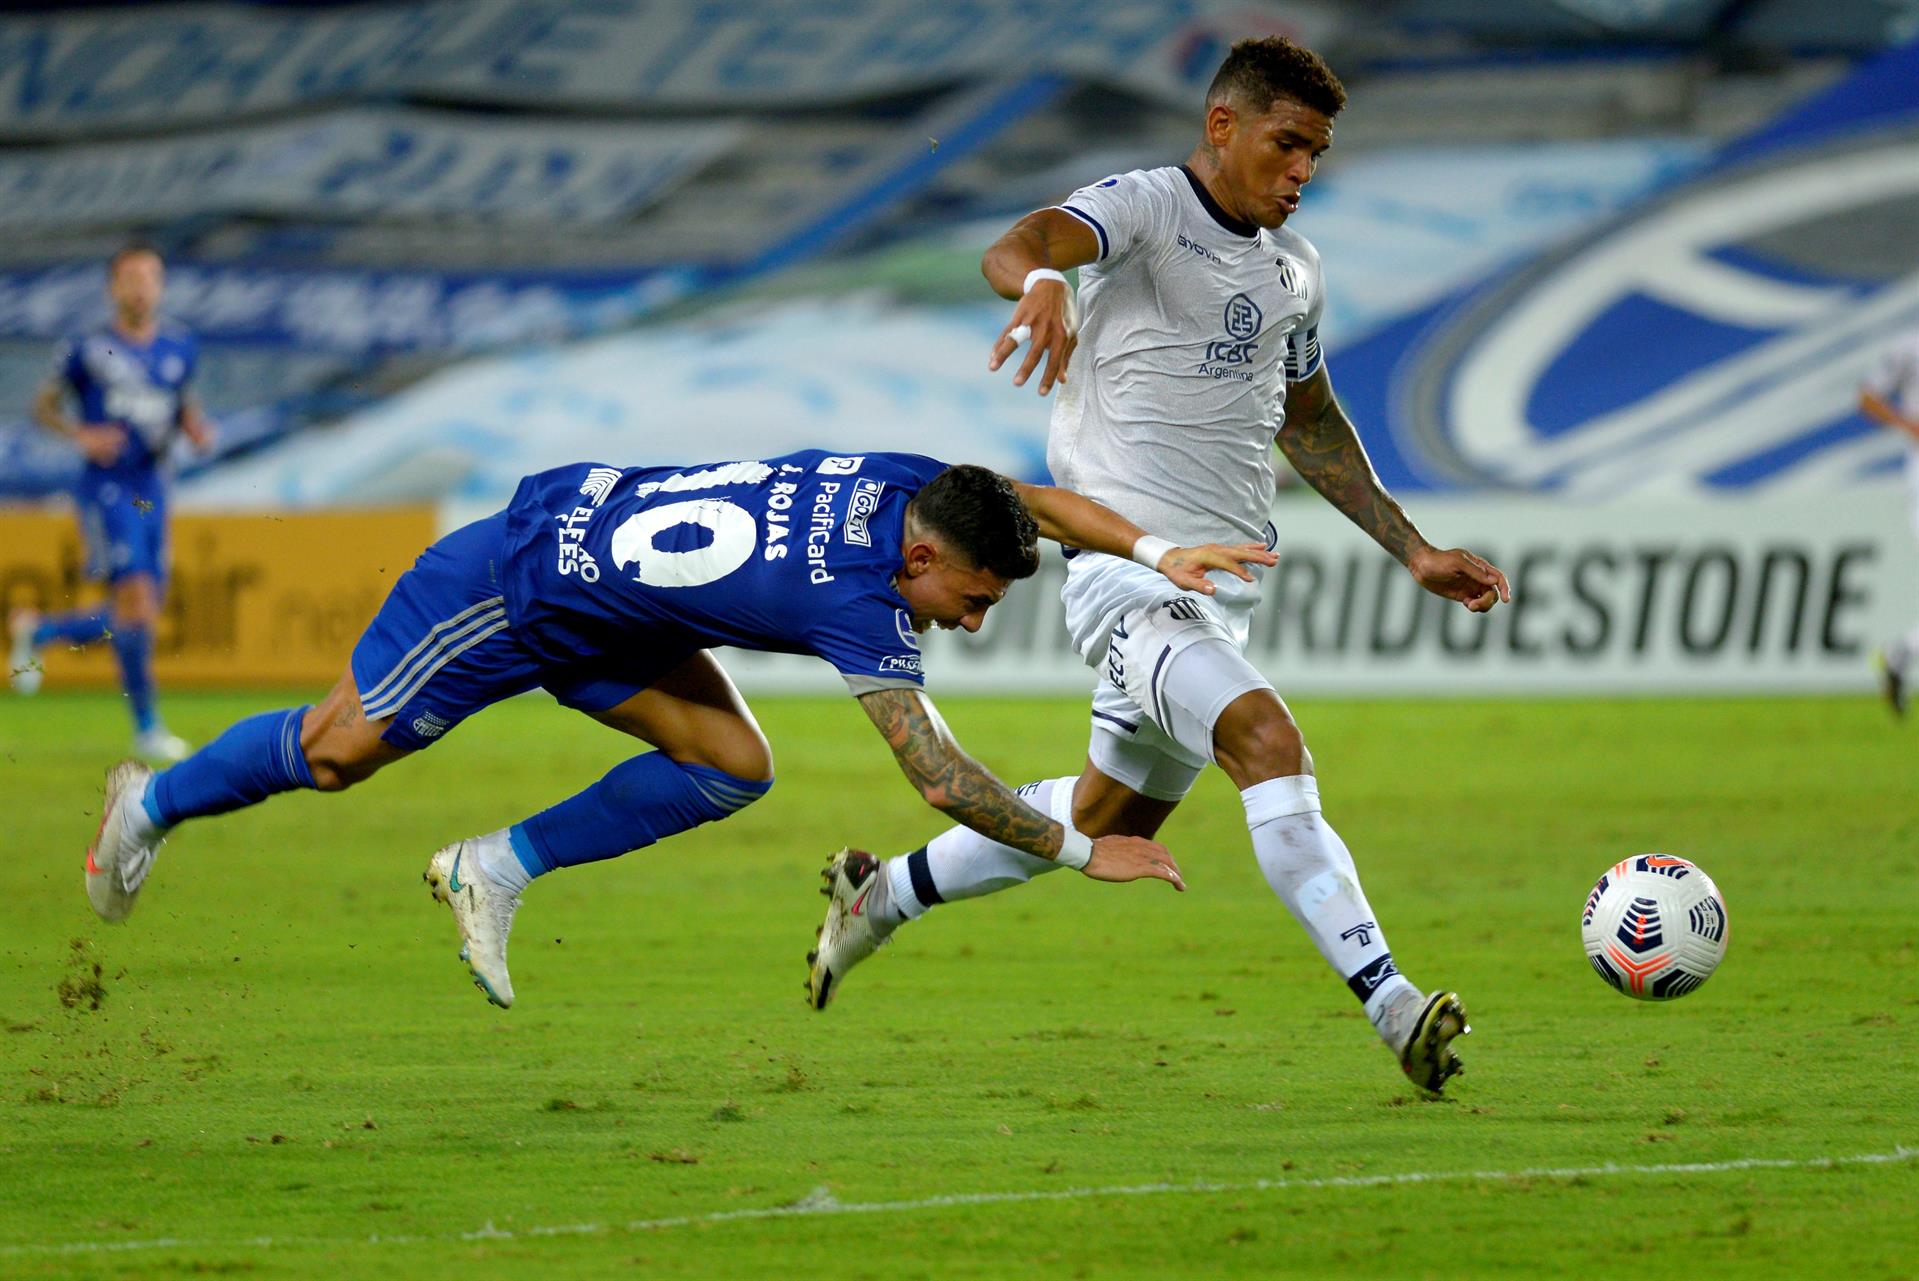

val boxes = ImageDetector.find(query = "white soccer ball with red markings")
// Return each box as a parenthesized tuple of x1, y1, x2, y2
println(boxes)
(1581, 855, 1728, 1000)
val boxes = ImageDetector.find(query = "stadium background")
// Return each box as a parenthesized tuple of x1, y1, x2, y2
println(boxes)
(1, 0, 1914, 696)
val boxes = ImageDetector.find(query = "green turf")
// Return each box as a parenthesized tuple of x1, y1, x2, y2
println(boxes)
(1, 690, 1914, 1279)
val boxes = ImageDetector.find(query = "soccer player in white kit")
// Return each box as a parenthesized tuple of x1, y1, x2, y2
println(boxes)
(1860, 322, 1919, 717)
(807, 37, 1511, 1095)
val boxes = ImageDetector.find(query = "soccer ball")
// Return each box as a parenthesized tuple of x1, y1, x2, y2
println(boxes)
(1581, 855, 1728, 1000)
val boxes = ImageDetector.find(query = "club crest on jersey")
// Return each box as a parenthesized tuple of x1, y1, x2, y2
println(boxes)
(1200, 293, 1263, 377)
(895, 609, 920, 651)
(577, 466, 622, 507)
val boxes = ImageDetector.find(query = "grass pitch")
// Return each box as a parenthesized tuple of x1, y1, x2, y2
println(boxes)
(1, 690, 1914, 1279)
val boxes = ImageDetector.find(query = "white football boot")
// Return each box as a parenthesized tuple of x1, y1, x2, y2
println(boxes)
(424, 833, 521, 1009)
(7, 608, 42, 695)
(133, 727, 193, 764)
(85, 759, 165, 923)
(806, 848, 890, 1010)
(1396, 990, 1471, 1096)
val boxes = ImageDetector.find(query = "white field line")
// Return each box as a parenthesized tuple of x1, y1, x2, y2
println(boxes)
(4, 1145, 1912, 1259)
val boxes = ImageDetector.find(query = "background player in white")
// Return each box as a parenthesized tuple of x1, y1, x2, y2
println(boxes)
(808, 37, 1511, 1096)
(8, 245, 212, 761)
(1860, 320, 1919, 717)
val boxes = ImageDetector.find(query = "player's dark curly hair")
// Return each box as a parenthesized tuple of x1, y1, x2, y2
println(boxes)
(1206, 36, 1346, 118)
(909, 465, 1040, 581)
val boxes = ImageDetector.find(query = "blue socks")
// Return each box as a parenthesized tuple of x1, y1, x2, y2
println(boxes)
(108, 623, 159, 733)
(32, 607, 111, 648)
(509, 753, 772, 880)
(144, 706, 315, 829)
(31, 608, 161, 735)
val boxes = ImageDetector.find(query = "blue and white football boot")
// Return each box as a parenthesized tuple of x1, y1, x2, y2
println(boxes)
(425, 833, 521, 1009)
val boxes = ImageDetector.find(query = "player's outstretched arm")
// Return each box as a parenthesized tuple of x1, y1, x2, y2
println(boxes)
(179, 392, 217, 452)
(857, 687, 1184, 890)
(1861, 390, 1919, 444)
(982, 209, 1100, 396)
(1011, 481, 1276, 595)
(1276, 366, 1511, 613)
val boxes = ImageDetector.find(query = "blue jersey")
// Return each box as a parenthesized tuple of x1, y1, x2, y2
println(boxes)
(57, 322, 198, 497)
(500, 450, 950, 694)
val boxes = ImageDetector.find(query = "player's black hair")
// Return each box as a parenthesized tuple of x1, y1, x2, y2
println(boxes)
(1205, 36, 1346, 118)
(908, 465, 1040, 582)
(108, 241, 163, 274)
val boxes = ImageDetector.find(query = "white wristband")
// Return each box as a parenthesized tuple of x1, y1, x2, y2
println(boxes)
(1131, 534, 1175, 571)
(1056, 828, 1093, 870)
(1023, 267, 1068, 294)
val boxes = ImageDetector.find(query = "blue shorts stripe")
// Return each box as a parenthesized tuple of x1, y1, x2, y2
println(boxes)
(361, 612, 509, 720)
(1147, 643, 1175, 734)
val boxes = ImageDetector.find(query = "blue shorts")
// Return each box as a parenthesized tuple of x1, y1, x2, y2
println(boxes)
(77, 484, 168, 584)
(349, 513, 694, 752)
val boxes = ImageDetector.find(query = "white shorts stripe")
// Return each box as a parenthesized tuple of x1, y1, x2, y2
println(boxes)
(360, 608, 507, 720)
(359, 595, 505, 709)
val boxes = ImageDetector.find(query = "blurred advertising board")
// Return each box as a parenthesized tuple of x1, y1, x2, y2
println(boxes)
(722, 491, 1918, 695)
(0, 507, 433, 689)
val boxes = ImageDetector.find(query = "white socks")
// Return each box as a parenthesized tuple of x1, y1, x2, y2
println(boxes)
(880, 776, 1078, 924)
(1242, 775, 1421, 1049)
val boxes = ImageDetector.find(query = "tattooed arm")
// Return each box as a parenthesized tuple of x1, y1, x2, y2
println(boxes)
(858, 688, 1064, 858)
(857, 687, 1185, 888)
(1276, 367, 1512, 613)
(1275, 365, 1425, 563)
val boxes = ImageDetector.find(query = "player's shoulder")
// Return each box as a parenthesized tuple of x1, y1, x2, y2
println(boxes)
(153, 319, 198, 353)
(1065, 164, 1182, 202)
(1265, 223, 1323, 271)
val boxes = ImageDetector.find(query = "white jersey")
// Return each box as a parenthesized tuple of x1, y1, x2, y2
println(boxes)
(1050, 165, 1326, 550)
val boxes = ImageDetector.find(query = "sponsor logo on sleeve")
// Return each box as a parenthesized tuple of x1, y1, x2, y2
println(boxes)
(895, 608, 921, 651)
(817, 455, 864, 475)
(878, 654, 923, 676)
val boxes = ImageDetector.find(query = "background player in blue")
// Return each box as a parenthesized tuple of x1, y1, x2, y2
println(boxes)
(80, 449, 1272, 1008)
(8, 244, 213, 762)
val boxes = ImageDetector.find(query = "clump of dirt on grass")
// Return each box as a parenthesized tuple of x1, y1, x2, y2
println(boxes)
(56, 938, 107, 1011)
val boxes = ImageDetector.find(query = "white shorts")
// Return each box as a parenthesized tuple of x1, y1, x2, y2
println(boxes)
(1062, 551, 1274, 801)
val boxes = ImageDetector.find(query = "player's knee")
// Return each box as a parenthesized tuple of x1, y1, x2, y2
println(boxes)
(303, 741, 380, 793)
(1212, 690, 1311, 786)
(679, 728, 773, 785)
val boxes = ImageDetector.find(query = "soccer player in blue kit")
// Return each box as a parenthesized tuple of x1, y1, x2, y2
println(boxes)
(81, 449, 1272, 1007)
(9, 245, 213, 762)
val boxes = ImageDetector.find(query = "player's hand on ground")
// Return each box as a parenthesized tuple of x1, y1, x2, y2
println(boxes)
(72, 424, 126, 465)
(1408, 545, 1511, 613)
(1156, 542, 1279, 594)
(1081, 834, 1185, 891)
(989, 279, 1077, 396)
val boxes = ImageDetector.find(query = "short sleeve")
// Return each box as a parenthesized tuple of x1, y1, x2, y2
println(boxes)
(817, 601, 926, 697)
(1055, 169, 1174, 267)
(1282, 244, 1328, 384)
